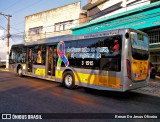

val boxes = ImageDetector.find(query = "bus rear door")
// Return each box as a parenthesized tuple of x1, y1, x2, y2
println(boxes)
(47, 46, 57, 78)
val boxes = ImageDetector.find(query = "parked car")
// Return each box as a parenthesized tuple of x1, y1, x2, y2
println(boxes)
(150, 62, 156, 78)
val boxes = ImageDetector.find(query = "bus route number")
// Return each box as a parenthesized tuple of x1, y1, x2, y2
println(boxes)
(81, 61, 94, 66)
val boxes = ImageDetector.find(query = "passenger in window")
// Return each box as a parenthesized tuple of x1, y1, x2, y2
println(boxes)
(37, 50, 42, 63)
(22, 53, 26, 63)
(28, 50, 32, 60)
(112, 39, 120, 56)
(106, 39, 120, 57)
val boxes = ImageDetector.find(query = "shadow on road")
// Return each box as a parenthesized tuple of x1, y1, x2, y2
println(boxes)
(1, 71, 159, 103)
(21, 75, 160, 101)
(75, 87, 160, 101)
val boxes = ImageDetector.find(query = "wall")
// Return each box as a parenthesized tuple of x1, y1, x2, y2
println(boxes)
(83, 0, 150, 21)
(25, 2, 81, 42)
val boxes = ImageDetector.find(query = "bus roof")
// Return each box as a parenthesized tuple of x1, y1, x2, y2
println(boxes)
(23, 28, 147, 46)
(11, 43, 25, 47)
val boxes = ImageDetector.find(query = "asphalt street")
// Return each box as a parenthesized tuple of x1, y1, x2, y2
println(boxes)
(0, 71, 160, 121)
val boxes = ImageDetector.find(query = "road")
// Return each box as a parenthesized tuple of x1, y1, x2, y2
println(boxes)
(0, 71, 160, 121)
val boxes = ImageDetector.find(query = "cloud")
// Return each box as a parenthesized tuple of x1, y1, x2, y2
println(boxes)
(0, 36, 6, 60)
(0, 30, 4, 38)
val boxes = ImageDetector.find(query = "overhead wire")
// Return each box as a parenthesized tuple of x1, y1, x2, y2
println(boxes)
(11, 0, 150, 25)
(11, 11, 160, 39)
(12, 0, 43, 15)
(1, 0, 21, 12)
(7, 0, 43, 38)
(8, 0, 152, 40)
(0, 25, 7, 31)
(0, 0, 43, 46)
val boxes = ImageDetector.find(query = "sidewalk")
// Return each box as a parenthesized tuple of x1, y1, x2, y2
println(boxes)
(132, 77, 160, 97)
(156, 75, 160, 79)
(0, 68, 9, 72)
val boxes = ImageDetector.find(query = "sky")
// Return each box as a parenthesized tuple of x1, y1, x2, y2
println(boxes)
(0, 0, 87, 60)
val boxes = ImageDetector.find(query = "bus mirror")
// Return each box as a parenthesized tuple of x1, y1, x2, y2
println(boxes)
(125, 33, 129, 39)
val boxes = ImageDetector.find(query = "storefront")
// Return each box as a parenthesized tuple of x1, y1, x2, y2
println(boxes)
(72, 1, 160, 72)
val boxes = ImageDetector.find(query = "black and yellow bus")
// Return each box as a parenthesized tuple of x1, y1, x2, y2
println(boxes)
(9, 28, 150, 91)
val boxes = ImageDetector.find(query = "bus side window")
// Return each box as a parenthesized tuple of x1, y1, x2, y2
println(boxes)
(33, 45, 46, 65)
(9, 51, 13, 64)
(22, 52, 26, 63)
(37, 50, 42, 63)
(100, 35, 122, 71)
(28, 49, 32, 60)
(11, 50, 16, 63)
(41, 46, 46, 64)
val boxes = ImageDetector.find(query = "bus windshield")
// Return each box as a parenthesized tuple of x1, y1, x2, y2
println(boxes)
(130, 32, 149, 60)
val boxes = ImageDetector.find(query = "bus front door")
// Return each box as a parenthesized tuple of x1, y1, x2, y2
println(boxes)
(27, 48, 33, 73)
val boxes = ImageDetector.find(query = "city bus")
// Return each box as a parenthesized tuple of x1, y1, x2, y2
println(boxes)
(9, 28, 150, 91)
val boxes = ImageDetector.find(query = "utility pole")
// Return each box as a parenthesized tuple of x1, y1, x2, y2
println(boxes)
(0, 13, 12, 69)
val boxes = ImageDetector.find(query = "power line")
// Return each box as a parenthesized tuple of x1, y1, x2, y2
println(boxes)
(11, 21, 24, 26)
(0, 25, 7, 31)
(10, 0, 152, 37)
(12, 0, 42, 15)
(11, 1, 80, 26)
(10, 37, 18, 44)
(1, 0, 21, 12)
(9, 3, 128, 28)
(10, 10, 160, 39)
(11, 26, 24, 32)
(11, 0, 151, 25)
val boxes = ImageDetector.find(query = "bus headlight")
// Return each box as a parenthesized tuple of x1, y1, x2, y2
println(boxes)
(23, 65, 26, 69)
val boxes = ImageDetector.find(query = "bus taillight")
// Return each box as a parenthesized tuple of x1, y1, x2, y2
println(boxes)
(147, 62, 150, 78)
(126, 59, 131, 79)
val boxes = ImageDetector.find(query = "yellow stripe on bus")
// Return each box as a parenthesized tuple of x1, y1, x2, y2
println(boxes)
(35, 68, 45, 76)
(56, 70, 121, 89)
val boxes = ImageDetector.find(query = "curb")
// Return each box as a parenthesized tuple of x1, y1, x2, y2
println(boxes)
(0, 68, 9, 72)
(155, 76, 160, 79)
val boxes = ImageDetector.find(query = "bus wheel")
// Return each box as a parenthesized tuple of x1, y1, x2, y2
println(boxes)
(18, 67, 23, 77)
(63, 71, 75, 89)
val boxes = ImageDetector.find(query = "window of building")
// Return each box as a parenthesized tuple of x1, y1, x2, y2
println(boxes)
(54, 20, 73, 32)
(29, 26, 43, 35)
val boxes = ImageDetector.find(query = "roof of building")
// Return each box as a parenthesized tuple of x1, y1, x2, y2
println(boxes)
(25, 1, 81, 18)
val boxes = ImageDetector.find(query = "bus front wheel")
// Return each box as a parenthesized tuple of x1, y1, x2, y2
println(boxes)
(63, 71, 75, 89)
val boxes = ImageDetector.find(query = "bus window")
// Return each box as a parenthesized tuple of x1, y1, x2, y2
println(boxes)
(17, 46, 26, 63)
(28, 48, 33, 72)
(37, 50, 42, 63)
(9, 45, 26, 64)
(99, 36, 122, 71)
(9, 49, 16, 64)
(48, 47, 53, 75)
(33, 45, 46, 65)
(131, 32, 149, 60)
(65, 35, 122, 71)
(48, 46, 57, 76)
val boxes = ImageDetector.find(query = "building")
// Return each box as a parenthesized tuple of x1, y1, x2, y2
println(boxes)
(83, 0, 151, 21)
(25, 2, 81, 42)
(72, 0, 160, 72)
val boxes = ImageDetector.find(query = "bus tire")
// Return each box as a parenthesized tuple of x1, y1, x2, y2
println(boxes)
(17, 67, 23, 77)
(63, 71, 75, 89)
